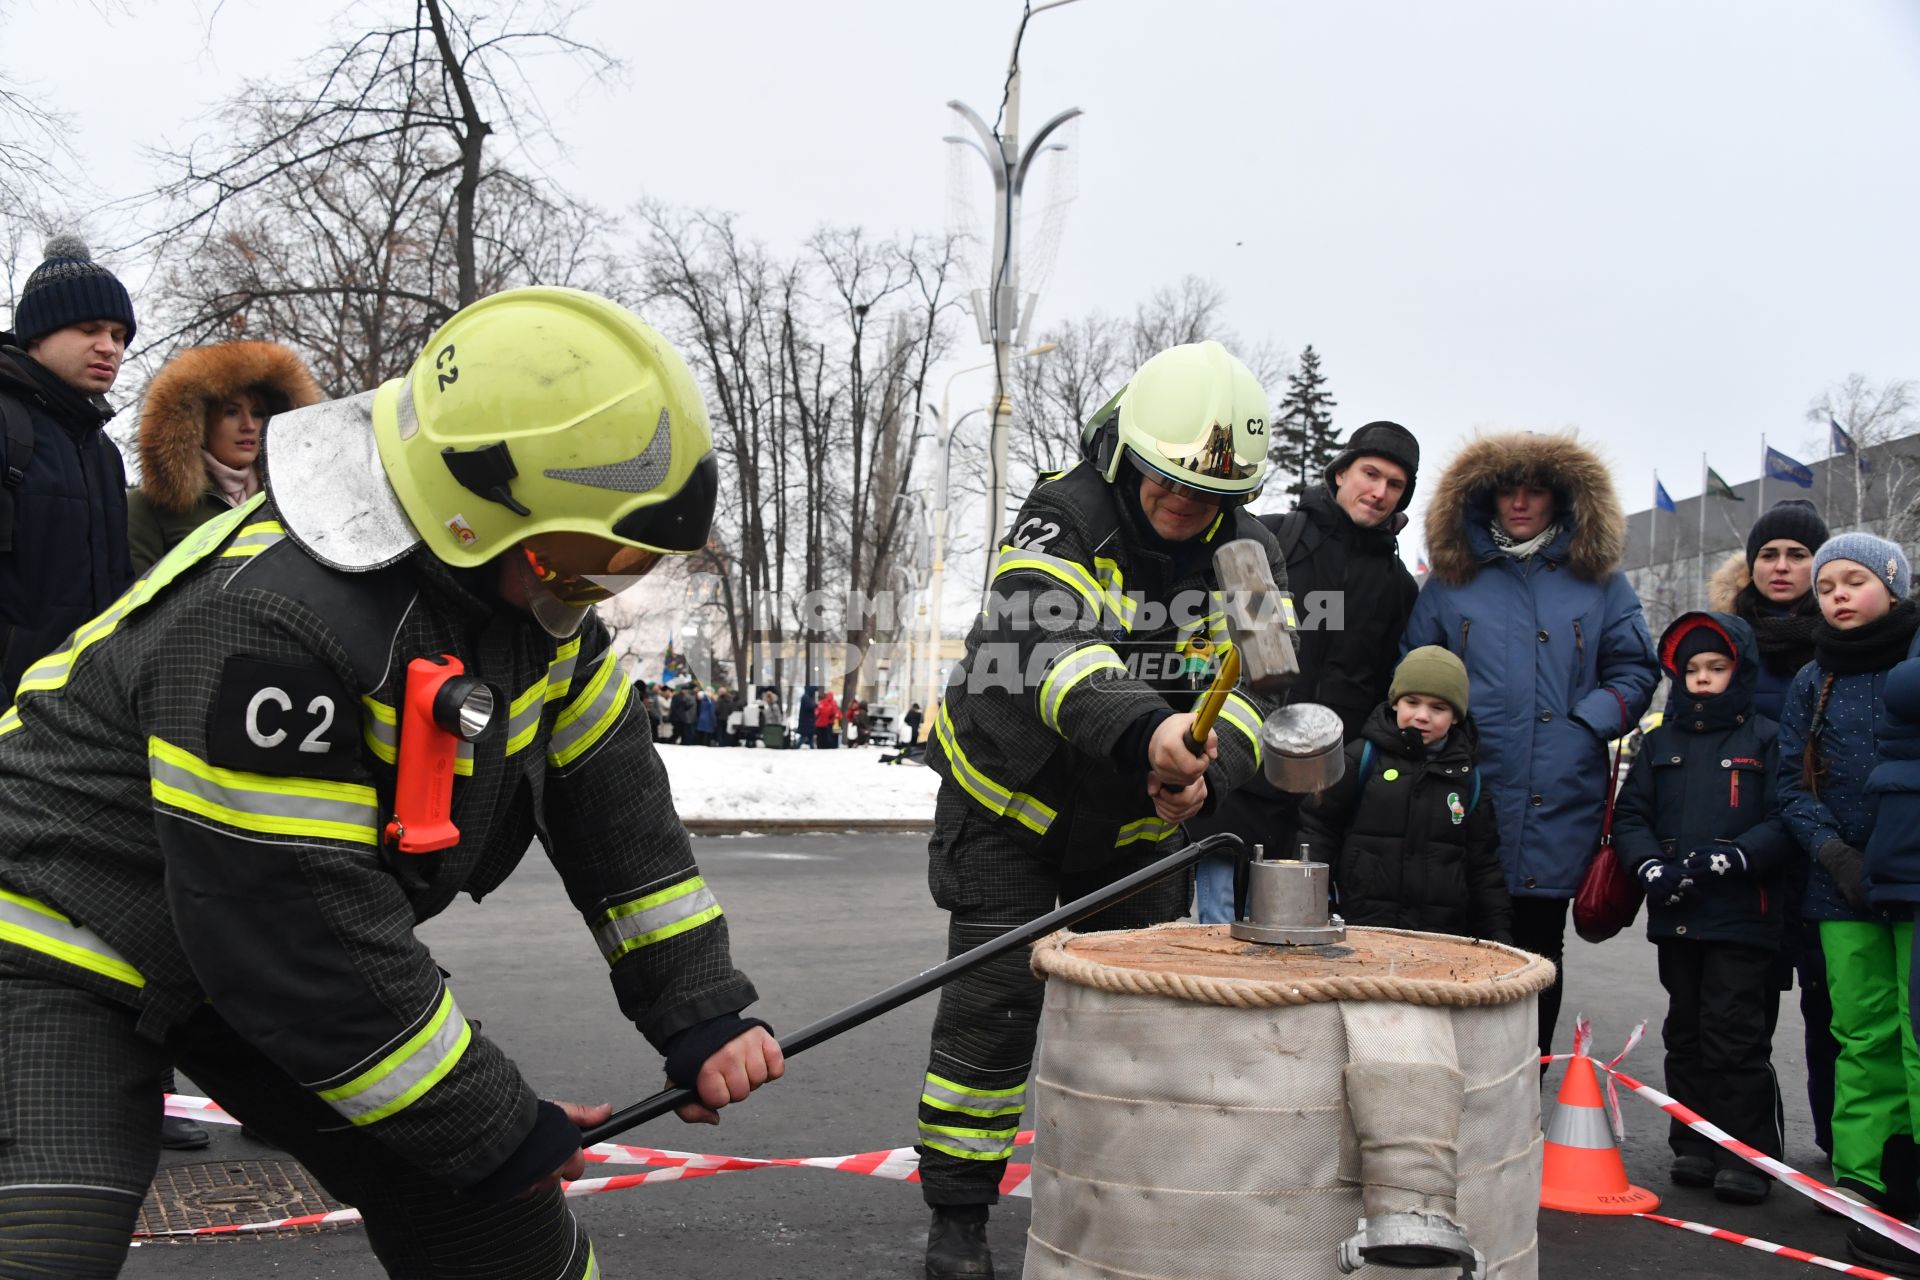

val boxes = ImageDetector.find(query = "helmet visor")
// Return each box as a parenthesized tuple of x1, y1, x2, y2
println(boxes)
(1129, 452, 1262, 507)
(521, 533, 665, 608)
(1140, 419, 1261, 485)
(611, 452, 719, 554)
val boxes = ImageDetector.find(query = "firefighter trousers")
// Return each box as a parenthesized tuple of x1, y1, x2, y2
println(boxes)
(0, 966, 598, 1279)
(915, 790, 1189, 1206)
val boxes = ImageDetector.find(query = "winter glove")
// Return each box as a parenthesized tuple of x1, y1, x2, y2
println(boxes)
(1679, 845, 1749, 884)
(1636, 859, 1692, 909)
(1817, 839, 1871, 914)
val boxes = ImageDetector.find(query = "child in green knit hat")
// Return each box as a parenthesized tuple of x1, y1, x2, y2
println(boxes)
(1296, 646, 1512, 943)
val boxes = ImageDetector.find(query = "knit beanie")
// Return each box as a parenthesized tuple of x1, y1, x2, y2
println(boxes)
(1389, 645, 1469, 717)
(1813, 532, 1911, 600)
(11, 235, 137, 346)
(1670, 622, 1734, 676)
(1746, 499, 1829, 568)
(1325, 420, 1420, 512)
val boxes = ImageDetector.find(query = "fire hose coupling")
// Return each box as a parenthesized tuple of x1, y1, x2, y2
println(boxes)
(1337, 1213, 1485, 1279)
(385, 655, 496, 854)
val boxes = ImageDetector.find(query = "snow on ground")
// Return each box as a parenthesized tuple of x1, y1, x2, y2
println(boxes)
(657, 742, 940, 825)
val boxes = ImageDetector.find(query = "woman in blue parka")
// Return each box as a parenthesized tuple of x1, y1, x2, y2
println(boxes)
(1402, 431, 1659, 1058)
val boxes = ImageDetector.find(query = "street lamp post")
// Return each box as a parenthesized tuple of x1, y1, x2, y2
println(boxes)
(946, 0, 1084, 557)
(918, 340, 1055, 721)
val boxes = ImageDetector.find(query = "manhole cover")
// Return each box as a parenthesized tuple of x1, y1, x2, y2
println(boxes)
(136, 1159, 354, 1243)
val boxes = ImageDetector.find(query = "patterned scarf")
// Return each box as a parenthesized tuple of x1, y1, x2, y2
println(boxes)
(1489, 519, 1561, 560)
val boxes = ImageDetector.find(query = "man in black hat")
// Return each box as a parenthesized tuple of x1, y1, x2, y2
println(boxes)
(1190, 420, 1422, 920)
(0, 235, 138, 701)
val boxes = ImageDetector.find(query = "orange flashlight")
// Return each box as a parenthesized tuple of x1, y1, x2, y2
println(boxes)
(384, 655, 494, 854)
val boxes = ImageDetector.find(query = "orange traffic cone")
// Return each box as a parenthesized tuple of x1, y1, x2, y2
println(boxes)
(1539, 1054, 1660, 1215)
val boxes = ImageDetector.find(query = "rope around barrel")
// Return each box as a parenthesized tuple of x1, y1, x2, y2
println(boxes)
(1030, 924, 1557, 1009)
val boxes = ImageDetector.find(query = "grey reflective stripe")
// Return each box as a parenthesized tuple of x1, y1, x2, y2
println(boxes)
(922, 1075, 1026, 1118)
(362, 698, 473, 772)
(1544, 1100, 1616, 1151)
(917, 1122, 1018, 1160)
(315, 988, 472, 1126)
(547, 645, 580, 695)
(148, 737, 380, 846)
(548, 651, 626, 766)
(0, 889, 145, 987)
(592, 878, 723, 964)
(223, 522, 287, 556)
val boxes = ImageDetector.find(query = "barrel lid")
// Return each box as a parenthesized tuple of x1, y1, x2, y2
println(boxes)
(1031, 923, 1554, 1009)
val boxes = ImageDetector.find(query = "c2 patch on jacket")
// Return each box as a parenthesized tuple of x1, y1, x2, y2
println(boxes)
(209, 655, 359, 779)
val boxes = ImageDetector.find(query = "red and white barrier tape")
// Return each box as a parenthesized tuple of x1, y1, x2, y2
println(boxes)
(138, 1106, 1032, 1239)
(1636, 1211, 1897, 1279)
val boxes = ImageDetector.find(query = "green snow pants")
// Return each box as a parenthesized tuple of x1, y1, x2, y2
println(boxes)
(1822, 919, 1920, 1202)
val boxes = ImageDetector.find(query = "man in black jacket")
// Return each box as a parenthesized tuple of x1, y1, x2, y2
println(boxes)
(1190, 420, 1421, 919)
(0, 236, 137, 701)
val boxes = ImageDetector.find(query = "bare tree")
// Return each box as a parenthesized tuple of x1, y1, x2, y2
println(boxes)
(992, 275, 1287, 512)
(137, 0, 617, 382)
(1806, 373, 1920, 540)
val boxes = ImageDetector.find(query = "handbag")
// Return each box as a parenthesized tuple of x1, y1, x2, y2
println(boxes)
(1572, 690, 1640, 944)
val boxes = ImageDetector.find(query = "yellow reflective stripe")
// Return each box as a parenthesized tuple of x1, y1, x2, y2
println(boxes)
(148, 736, 380, 846)
(220, 520, 287, 558)
(548, 648, 629, 768)
(361, 696, 473, 776)
(583, 1245, 599, 1280)
(546, 638, 582, 702)
(992, 546, 1102, 617)
(1091, 556, 1136, 630)
(592, 876, 723, 964)
(0, 707, 19, 738)
(16, 497, 267, 698)
(1117, 816, 1180, 847)
(1218, 693, 1264, 769)
(932, 703, 1056, 836)
(0, 887, 145, 987)
(1282, 594, 1299, 629)
(1204, 511, 1224, 540)
(918, 1121, 1018, 1161)
(317, 988, 471, 1126)
(1037, 643, 1126, 735)
(922, 1072, 1027, 1118)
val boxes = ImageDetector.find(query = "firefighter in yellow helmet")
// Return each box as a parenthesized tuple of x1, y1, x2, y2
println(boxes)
(0, 288, 779, 1278)
(915, 341, 1290, 1278)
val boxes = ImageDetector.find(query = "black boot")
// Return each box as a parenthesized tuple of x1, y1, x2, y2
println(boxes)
(160, 1115, 210, 1150)
(1848, 1222, 1920, 1279)
(924, 1205, 994, 1280)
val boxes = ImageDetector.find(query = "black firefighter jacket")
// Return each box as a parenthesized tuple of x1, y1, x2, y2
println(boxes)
(0, 496, 757, 1191)
(1613, 612, 1801, 950)
(929, 463, 1288, 875)
(1296, 705, 1513, 942)
(0, 342, 132, 700)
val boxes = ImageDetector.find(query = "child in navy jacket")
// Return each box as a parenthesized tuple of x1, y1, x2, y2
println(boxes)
(1615, 611, 1799, 1205)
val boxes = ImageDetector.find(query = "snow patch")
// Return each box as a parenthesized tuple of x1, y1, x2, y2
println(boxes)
(657, 744, 939, 823)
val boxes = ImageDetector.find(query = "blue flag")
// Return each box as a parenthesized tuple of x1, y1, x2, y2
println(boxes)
(1831, 418, 1858, 456)
(1653, 479, 1676, 513)
(1764, 446, 1814, 489)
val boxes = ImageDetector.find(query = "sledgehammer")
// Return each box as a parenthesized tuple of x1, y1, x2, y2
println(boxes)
(579, 831, 1247, 1144)
(1165, 538, 1300, 787)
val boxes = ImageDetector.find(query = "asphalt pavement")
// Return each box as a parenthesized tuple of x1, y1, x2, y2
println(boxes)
(127, 832, 1858, 1278)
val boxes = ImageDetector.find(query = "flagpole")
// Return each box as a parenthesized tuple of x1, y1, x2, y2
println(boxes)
(1759, 433, 1767, 517)
(1826, 423, 1834, 520)
(1699, 452, 1709, 611)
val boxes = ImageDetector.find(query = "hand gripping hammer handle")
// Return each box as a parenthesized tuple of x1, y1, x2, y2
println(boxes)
(579, 831, 1244, 1145)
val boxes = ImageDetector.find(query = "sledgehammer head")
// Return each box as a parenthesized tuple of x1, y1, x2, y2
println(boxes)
(1213, 538, 1299, 694)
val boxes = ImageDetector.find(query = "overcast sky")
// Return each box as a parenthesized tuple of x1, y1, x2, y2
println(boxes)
(8, 0, 1920, 569)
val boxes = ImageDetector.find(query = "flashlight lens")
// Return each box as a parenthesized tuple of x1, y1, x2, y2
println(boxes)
(455, 684, 494, 740)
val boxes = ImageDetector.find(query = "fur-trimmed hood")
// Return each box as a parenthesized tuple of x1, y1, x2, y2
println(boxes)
(1423, 431, 1626, 585)
(138, 341, 321, 513)
(1708, 552, 1750, 613)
